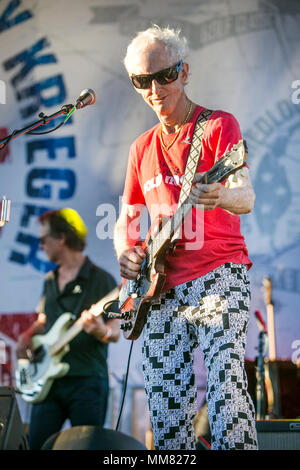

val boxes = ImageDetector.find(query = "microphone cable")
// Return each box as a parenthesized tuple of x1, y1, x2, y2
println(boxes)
(102, 296, 134, 432)
(115, 339, 134, 432)
(26, 105, 76, 135)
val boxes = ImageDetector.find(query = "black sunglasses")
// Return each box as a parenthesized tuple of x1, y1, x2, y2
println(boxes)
(131, 61, 183, 89)
(39, 233, 58, 244)
(38, 234, 51, 244)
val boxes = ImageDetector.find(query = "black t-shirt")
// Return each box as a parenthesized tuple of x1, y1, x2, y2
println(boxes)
(36, 256, 118, 378)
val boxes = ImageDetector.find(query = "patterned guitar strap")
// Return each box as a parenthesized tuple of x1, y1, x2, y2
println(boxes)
(171, 107, 213, 244)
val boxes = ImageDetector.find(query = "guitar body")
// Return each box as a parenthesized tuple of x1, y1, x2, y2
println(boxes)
(119, 221, 170, 340)
(15, 313, 73, 403)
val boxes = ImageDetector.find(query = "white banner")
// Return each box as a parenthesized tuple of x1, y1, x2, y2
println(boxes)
(0, 0, 300, 426)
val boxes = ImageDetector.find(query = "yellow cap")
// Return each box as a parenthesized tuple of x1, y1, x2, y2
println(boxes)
(58, 208, 88, 241)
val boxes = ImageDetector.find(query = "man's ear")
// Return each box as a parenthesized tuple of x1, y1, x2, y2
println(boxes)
(58, 233, 66, 246)
(181, 62, 189, 85)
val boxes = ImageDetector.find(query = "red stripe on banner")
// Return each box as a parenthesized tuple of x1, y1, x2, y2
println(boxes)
(0, 313, 38, 341)
(0, 313, 38, 386)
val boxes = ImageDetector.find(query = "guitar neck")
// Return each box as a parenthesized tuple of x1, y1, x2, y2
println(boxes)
(49, 286, 120, 356)
(266, 303, 276, 361)
(151, 198, 192, 258)
(262, 277, 276, 361)
(49, 321, 83, 357)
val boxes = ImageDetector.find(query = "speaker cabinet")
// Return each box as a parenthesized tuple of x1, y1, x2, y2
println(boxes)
(0, 386, 29, 450)
(256, 420, 300, 450)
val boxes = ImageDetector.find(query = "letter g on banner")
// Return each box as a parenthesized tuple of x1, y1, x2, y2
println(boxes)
(26, 168, 76, 199)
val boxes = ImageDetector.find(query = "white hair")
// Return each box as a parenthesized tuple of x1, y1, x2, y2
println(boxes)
(124, 25, 189, 73)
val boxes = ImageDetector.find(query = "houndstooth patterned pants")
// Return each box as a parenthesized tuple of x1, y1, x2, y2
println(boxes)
(142, 263, 258, 450)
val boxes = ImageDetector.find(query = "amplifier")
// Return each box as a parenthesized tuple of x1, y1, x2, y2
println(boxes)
(0, 386, 28, 450)
(256, 420, 300, 450)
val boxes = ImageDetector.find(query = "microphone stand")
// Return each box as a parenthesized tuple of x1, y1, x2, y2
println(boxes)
(0, 103, 75, 225)
(255, 330, 267, 420)
(0, 103, 74, 150)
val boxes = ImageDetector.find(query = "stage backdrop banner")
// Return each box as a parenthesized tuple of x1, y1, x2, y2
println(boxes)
(1, 0, 300, 431)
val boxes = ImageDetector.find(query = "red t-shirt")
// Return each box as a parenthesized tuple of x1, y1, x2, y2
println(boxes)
(122, 105, 252, 291)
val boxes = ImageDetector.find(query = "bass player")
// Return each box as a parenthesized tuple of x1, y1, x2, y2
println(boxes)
(16, 208, 120, 449)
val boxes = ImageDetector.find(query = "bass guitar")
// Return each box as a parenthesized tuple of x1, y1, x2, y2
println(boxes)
(15, 286, 120, 403)
(119, 139, 248, 340)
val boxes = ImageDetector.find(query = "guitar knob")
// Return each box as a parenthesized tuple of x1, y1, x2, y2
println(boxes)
(120, 321, 132, 331)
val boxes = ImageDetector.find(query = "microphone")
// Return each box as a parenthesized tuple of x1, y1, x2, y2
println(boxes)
(75, 89, 96, 109)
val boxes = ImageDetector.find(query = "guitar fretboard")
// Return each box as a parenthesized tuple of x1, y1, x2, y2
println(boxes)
(148, 199, 192, 260)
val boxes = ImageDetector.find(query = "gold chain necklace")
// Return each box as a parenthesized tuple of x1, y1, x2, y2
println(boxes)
(160, 100, 194, 152)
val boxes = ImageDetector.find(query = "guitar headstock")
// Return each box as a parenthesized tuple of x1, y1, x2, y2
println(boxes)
(206, 139, 248, 184)
(223, 139, 248, 167)
(262, 277, 272, 306)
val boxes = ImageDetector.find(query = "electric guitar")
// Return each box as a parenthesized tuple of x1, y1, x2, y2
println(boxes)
(15, 286, 120, 403)
(262, 276, 281, 417)
(119, 139, 248, 340)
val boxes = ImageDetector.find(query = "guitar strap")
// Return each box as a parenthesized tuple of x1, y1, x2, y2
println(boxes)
(171, 107, 213, 243)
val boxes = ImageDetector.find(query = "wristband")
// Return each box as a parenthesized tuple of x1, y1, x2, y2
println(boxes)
(101, 325, 112, 342)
